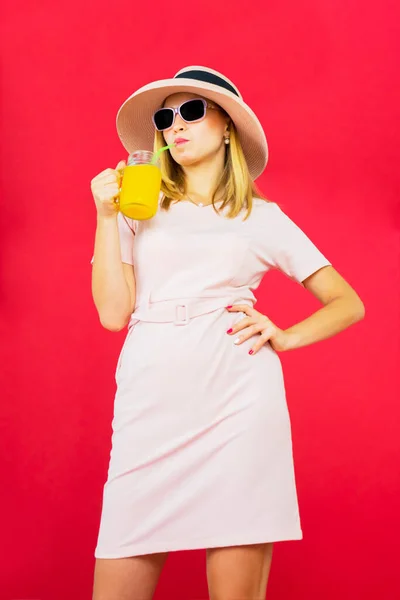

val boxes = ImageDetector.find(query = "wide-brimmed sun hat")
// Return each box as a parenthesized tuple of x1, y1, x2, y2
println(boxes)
(115, 65, 269, 180)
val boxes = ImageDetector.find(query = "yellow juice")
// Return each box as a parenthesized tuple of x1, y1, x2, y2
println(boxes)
(119, 164, 162, 220)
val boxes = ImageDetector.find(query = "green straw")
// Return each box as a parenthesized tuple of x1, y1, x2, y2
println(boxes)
(150, 143, 176, 165)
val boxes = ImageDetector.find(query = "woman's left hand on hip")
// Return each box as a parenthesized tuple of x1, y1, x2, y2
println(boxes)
(225, 304, 291, 354)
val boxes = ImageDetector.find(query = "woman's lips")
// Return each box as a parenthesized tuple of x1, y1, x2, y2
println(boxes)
(175, 139, 189, 146)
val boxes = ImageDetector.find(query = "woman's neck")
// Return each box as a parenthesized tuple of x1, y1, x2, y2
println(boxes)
(181, 148, 225, 201)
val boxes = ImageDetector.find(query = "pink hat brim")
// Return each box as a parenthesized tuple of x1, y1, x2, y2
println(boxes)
(116, 77, 268, 180)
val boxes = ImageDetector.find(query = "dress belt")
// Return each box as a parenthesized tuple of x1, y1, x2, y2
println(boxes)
(129, 296, 252, 327)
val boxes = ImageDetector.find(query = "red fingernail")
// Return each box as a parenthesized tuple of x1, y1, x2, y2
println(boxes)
(226, 305, 232, 309)
(249, 349, 254, 355)
(226, 328, 233, 334)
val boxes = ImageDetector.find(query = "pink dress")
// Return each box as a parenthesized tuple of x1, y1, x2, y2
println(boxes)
(93, 195, 332, 558)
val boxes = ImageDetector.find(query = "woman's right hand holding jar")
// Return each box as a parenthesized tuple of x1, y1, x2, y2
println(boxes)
(90, 160, 126, 218)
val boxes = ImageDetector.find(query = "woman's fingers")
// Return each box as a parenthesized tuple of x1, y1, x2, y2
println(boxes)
(225, 304, 274, 350)
(232, 324, 263, 345)
(94, 173, 121, 185)
(226, 316, 252, 335)
(248, 331, 274, 355)
(90, 161, 126, 217)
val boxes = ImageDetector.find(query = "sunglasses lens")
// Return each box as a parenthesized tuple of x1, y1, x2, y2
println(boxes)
(180, 99, 205, 122)
(154, 108, 174, 131)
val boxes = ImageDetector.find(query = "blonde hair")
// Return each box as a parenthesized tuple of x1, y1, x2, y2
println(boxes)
(153, 100, 275, 220)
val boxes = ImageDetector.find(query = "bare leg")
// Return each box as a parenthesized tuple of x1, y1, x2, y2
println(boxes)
(92, 552, 169, 600)
(206, 542, 273, 600)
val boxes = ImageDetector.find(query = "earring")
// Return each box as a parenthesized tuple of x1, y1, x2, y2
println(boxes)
(224, 137, 230, 144)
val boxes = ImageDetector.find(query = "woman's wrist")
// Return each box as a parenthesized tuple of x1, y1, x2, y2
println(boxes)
(96, 212, 118, 224)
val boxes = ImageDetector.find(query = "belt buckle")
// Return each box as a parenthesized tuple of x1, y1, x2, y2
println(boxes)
(174, 303, 190, 325)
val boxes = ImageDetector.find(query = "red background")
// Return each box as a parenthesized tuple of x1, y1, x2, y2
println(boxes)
(1, 1, 399, 598)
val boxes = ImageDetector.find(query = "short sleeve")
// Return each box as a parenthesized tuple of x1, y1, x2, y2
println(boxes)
(261, 204, 332, 286)
(90, 211, 136, 265)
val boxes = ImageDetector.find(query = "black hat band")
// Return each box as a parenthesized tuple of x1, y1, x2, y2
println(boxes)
(175, 70, 240, 97)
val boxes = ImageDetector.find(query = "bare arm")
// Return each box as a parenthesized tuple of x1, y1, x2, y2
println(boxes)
(91, 214, 136, 331)
(283, 265, 365, 351)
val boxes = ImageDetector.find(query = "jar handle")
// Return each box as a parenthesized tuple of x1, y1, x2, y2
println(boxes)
(116, 164, 126, 191)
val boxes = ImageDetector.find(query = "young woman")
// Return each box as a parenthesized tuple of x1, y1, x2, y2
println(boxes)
(90, 66, 365, 600)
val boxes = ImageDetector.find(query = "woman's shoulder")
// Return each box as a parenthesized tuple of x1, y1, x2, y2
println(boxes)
(250, 197, 297, 233)
(251, 196, 285, 214)
(250, 197, 318, 241)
